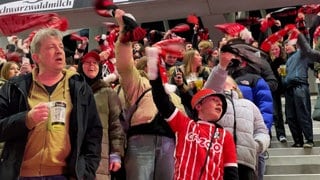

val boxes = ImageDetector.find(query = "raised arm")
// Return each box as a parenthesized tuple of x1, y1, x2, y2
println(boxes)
(204, 52, 233, 93)
(146, 47, 176, 118)
(114, 9, 135, 75)
(295, 29, 320, 62)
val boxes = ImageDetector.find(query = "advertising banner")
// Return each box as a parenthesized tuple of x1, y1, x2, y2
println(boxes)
(0, 0, 75, 16)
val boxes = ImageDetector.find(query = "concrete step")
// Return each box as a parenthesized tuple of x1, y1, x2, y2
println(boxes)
(266, 164, 320, 174)
(264, 174, 320, 180)
(270, 134, 320, 143)
(270, 120, 320, 147)
(267, 147, 320, 156)
(266, 155, 320, 166)
(270, 120, 320, 146)
(270, 139, 320, 148)
(265, 154, 320, 176)
(264, 94, 319, 179)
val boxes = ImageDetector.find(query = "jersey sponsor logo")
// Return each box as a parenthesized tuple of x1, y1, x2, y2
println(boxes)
(186, 132, 222, 152)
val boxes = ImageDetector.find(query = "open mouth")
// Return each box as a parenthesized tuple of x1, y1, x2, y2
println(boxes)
(214, 107, 222, 114)
(56, 57, 63, 62)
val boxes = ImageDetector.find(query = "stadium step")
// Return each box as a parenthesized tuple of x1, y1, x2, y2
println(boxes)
(264, 95, 320, 180)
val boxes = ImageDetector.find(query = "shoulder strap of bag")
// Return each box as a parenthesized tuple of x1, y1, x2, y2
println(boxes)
(117, 86, 152, 131)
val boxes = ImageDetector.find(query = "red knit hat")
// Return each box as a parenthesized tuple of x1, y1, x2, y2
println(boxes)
(191, 88, 227, 118)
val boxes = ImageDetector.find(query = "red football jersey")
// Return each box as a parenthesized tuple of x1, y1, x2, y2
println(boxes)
(167, 110, 237, 180)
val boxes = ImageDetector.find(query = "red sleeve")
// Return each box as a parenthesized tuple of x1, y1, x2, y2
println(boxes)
(167, 110, 192, 133)
(223, 130, 238, 167)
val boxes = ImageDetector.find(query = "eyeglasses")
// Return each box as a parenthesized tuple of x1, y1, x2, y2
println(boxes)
(83, 61, 98, 66)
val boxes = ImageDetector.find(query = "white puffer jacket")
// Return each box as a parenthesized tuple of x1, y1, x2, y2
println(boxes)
(218, 91, 270, 170)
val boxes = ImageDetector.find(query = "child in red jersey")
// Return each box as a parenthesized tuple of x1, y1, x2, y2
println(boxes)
(146, 47, 239, 180)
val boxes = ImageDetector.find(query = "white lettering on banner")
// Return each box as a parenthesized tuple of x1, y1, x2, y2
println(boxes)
(114, 0, 129, 2)
(0, 0, 74, 16)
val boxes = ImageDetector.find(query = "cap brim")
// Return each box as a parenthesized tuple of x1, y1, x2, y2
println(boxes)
(198, 93, 227, 119)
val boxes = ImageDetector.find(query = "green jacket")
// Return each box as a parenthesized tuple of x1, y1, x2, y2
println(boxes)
(92, 80, 125, 179)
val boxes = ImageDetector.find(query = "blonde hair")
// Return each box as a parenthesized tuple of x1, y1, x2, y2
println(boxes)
(269, 42, 286, 61)
(135, 56, 149, 78)
(135, 56, 148, 71)
(225, 76, 243, 98)
(182, 49, 199, 77)
(1, 61, 19, 80)
(198, 40, 213, 49)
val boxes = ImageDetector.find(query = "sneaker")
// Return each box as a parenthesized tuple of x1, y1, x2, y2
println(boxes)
(279, 136, 287, 143)
(303, 141, 314, 148)
(291, 143, 302, 147)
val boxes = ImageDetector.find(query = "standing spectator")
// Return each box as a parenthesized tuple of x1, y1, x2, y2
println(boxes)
(207, 47, 220, 68)
(223, 77, 270, 180)
(114, 9, 186, 180)
(220, 43, 273, 180)
(198, 40, 213, 65)
(268, 42, 287, 143)
(78, 50, 125, 180)
(312, 35, 320, 121)
(226, 61, 274, 132)
(236, 74, 272, 180)
(168, 49, 211, 94)
(204, 54, 270, 180)
(0, 61, 20, 86)
(0, 48, 6, 66)
(163, 52, 183, 71)
(147, 47, 239, 180)
(284, 38, 297, 57)
(20, 57, 34, 75)
(282, 28, 320, 148)
(0, 61, 21, 155)
(0, 28, 102, 179)
(169, 67, 194, 118)
(223, 39, 278, 92)
(132, 42, 145, 60)
(184, 41, 193, 51)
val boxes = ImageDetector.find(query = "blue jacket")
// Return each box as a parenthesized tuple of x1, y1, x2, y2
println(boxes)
(0, 73, 102, 180)
(235, 73, 273, 130)
(283, 33, 320, 88)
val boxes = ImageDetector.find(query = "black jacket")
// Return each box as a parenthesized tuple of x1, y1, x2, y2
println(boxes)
(0, 73, 102, 180)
